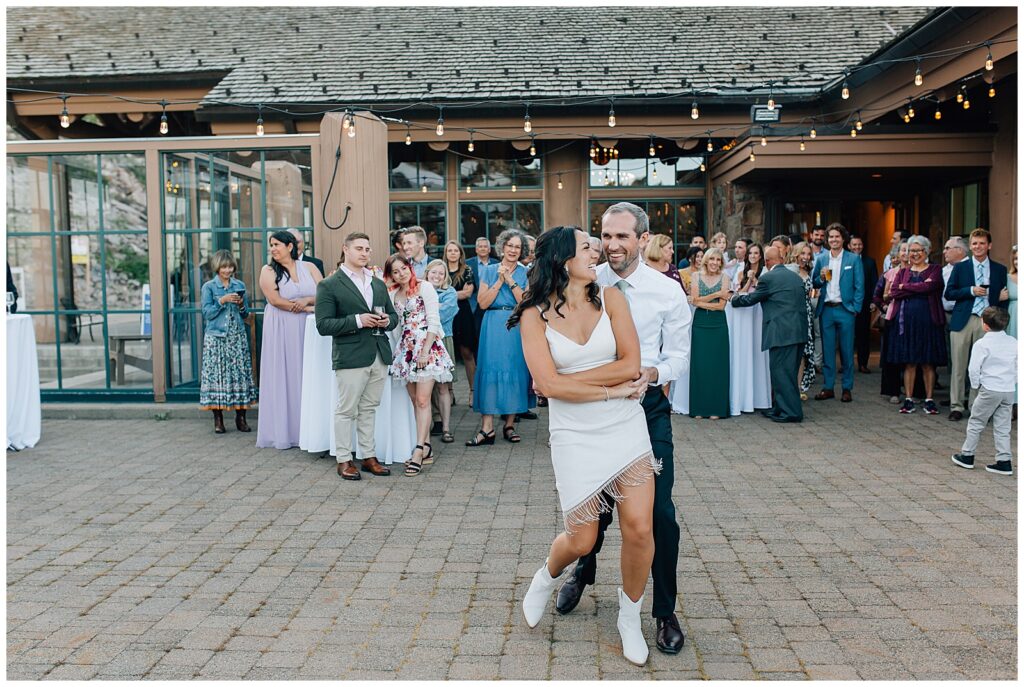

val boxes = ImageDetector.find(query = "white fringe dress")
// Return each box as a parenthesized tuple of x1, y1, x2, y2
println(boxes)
(544, 292, 660, 534)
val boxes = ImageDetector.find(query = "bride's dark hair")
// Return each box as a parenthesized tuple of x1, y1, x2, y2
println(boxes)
(507, 226, 601, 329)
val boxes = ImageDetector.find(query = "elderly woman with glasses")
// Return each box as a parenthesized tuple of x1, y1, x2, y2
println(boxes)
(885, 235, 948, 415)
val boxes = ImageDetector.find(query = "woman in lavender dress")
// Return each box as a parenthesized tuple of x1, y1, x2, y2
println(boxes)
(255, 231, 322, 449)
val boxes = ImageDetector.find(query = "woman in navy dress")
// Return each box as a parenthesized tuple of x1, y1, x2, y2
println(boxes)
(886, 235, 947, 415)
(468, 228, 535, 445)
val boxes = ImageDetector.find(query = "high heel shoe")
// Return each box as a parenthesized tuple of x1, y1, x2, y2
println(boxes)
(522, 559, 563, 628)
(404, 445, 425, 476)
(465, 429, 495, 447)
(617, 588, 649, 666)
(421, 442, 434, 465)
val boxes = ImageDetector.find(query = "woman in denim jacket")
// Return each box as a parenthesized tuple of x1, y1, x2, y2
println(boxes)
(200, 250, 258, 433)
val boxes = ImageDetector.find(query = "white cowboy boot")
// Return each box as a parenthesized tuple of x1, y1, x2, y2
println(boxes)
(522, 559, 562, 628)
(617, 587, 649, 666)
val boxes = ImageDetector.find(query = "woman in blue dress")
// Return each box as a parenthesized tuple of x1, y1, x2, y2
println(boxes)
(468, 228, 535, 445)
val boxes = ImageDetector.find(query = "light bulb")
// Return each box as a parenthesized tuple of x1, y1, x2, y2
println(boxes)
(608, 106, 616, 127)
(903, 113, 911, 123)
(850, 128, 857, 138)
(435, 118, 444, 136)
(800, 138, 806, 151)
(989, 86, 995, 98)
(985, 49, 993, 71)
(529, 143, 536, 157)
(512, 184, 517, 193)
(405, 131, 412, 146)
(589, 141, 596, 158)
(347, 121, 355, 138)
(841, 81, 850, 99)
(963, 98, 970, 110)
(556, 175, 563, 190)
(749, 148, 756, 162)
(934, 108, 942, 121)
(649, 138, 656, 157)
(760, 135, 767, 147)
(706, 139, 713, 153)
(855, 116, 863, 131)
(699, 161, 706, 172)
(690, 101, 699, 120)
(651, 168, 657, 178)
(956, 91, 964, 103)
(468, 140, 474, 153)
(914, 64, 923, 87)
(810, 127, 817, 139)
(524, 115, 532, 133)
(465, 185, 471, 194)
(421, 184, 427, 193)
(342, 113, 350, 130)
(767, 97, 775, 110)
(256, 118, 264, 136)
(908, 104, 915, 118)
(159, 113, 169, 135)
(60, 111, 71, 128)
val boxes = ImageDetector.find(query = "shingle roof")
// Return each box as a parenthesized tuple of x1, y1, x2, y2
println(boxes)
(8, 6, 934, 108)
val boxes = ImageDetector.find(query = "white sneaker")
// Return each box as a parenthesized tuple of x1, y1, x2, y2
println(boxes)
(522, 560, 562, 628)
(616, 587, 649, 666)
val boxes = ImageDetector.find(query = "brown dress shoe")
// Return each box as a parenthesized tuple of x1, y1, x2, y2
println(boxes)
(337, 461, 361, 480)
(814, 389, 835, 400)
(360, 456, 391, 476)
(841, 389, 853, 402)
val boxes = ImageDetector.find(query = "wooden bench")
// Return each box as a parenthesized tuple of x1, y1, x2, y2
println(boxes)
(108, 333, 153, 385)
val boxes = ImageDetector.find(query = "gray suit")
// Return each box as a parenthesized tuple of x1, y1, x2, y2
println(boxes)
(732, 265, 809, 421)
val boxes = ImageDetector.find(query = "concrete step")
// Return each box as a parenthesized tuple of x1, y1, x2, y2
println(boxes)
(42, 403, 260, 421)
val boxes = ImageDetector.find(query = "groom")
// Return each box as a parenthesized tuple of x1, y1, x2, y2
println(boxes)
(555, 202, 692, 654)
(731, 245, 808, 422)
(315, 231, 398, 480)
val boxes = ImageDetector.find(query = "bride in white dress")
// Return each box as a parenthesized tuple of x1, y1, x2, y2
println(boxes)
(510, 226, 657, 666)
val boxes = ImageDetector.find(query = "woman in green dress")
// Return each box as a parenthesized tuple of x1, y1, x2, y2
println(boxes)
(688, 248, 731, 419)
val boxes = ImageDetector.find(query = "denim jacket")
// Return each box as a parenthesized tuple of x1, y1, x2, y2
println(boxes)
(201, 277, 249, 337)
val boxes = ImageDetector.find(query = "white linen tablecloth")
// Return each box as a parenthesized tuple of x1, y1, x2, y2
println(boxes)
(298, 315, 416, 464)
(7, 314, 41, 450)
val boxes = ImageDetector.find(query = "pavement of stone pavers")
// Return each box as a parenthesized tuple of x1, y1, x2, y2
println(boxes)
(7, 368, 1017, 680)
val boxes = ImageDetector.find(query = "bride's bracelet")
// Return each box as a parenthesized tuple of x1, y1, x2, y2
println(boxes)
(602, 386, 610, 402)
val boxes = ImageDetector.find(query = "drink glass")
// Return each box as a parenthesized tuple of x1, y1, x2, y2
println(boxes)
(6, 292, 14, 314)
(372, 305, 385, 336)
(821, 267, 831, 282)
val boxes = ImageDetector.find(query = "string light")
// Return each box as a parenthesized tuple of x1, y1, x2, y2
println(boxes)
(523, 104, 532, 133)
(956, 86, 965, 103)
(529, 134, 536, 157)
(467, 129, 475, 152)
(556, 173, 563, 190)
(699, 158, 706, 173)
(985, 43, 994, 71)
(256, 104, 264, 136)
(59, 95, 70, 128)
(342, 109, 351, 130)
(690, 101, 699, 120)
(607, 101, 616, 127)
(760, 131, 768, 147)
(855, 111, 863, 130)
(963, 96, 970, 110)
(158, 100, 168, 135)
(347, 113, 355, 138)
(512, 183, 517, 193)
(850, 127, 857, 138)
(748, 145, 756, 162)
(934, 106, 942, 121)
(841, 71, 850, 100)
(465, 185, 471, 194)
(405, 122, 412, 145)
(421, 184, 428, 193)
(767, 84, 775, 110)
(809, 122, 817, 139)
(908, 102, 915, 118)
(799, 136, 806, 151)
(648, 136, 656, 157)
(989, 85, 996, 98)
(706, 135, 713, 153)
(435, 107, 445, 136)
(914, 59, 923, 87)
(589, 137, 597, 158)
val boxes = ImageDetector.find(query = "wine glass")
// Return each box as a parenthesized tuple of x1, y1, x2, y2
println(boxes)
(372, 305, 385, 336)
(6, 292, 14, 314)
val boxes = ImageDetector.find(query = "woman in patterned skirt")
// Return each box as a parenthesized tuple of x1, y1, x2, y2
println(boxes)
(385, 254, 455, 475)
(199, 250, 258, 433)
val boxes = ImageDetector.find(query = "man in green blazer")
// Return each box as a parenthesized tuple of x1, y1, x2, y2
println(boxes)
(315, 232, 399, 480)
(731, 245, 808, 423)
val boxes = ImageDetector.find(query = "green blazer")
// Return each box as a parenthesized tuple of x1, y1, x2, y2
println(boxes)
(314, 269, 399, 370)
(731, 265, 809, 350)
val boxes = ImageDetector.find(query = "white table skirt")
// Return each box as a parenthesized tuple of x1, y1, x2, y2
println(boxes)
(7, 314, 41, 450)
(298, 315, 416, 464)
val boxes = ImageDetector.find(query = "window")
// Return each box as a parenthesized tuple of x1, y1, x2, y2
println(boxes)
(460, 202, 542, 247)
(390, 202, 447, 258)
(459, 141, 542, 190)
(950, 181, 988, 235)
(589, 140, 703, 188)
(389, 143, 446, 190)
(588, 200, 703, 257)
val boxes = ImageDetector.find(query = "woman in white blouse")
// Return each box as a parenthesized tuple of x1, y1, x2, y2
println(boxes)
(384, 254, 455, 475)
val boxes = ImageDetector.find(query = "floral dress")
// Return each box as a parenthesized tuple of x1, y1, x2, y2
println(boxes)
(389, 281, 455, 383)
(798, 272, 817, 393)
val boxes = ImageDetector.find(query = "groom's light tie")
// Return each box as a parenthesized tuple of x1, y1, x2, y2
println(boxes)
(614, 279, 630, 294)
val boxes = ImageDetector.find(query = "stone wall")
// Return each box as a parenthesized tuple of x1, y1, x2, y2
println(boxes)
(711, 181, 768, 243)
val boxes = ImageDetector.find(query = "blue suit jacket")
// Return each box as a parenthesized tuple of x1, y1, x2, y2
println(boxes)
(943, 257, 1009, 332)
(811, 250, 864, 316)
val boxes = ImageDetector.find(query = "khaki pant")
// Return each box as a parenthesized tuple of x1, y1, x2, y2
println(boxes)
(334, 357, 387, 463)
(949, 315, 985, 412)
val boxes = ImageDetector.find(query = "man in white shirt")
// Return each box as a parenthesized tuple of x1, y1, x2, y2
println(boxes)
(951, 307, 1017, 475)
(401, 225, 431, 278)
(882, 229, 905, 272)
(555, 202, 692, 655)
(941, 236, 968, 314)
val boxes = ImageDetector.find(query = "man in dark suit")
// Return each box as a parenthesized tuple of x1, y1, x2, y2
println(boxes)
(944, 227, 1009, 421)
(315, 231, 399, 480)
(848, 234, 879, 373)
(7, 262, 19, 314)
(731, 245, 809, 422)
(289, 228, 325, 277)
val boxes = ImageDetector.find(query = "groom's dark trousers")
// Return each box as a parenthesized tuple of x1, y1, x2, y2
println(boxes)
(570, 388, 679, 618)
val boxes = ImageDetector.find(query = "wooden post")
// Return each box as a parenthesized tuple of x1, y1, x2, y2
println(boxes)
(317, 111, 390, 270)
(144, 148, 167, 401)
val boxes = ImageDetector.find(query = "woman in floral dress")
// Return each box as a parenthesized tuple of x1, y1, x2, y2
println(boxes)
(384, 253, 454, 475)
(788, 242, 817, 398)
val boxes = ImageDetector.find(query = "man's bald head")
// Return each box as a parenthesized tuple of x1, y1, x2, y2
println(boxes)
(764, 245, 782, 267)
(288, 228, 305, 253)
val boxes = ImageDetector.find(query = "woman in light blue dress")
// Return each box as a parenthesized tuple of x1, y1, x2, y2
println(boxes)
(468, 228, 535, 446)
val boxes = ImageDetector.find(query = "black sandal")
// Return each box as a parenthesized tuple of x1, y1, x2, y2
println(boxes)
(441, 430, 454, 444)
(465, 430, 495, 447)
(502, 425, 521, 443)
(404, 445, 425, 476)
(422, 442, 435, 465)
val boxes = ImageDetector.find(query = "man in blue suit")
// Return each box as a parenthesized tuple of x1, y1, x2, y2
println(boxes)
(944, 228, 1009, 421)
(811, 223, 864, 402)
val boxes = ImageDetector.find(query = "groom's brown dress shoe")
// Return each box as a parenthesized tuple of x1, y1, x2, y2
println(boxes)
(361, 456, 391, 476)
(337, 461, 361, 480)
